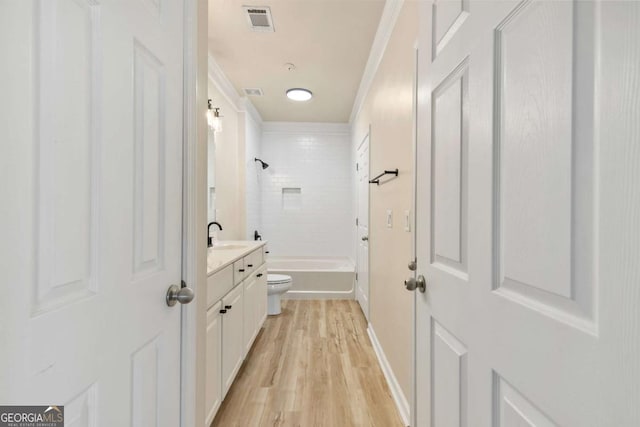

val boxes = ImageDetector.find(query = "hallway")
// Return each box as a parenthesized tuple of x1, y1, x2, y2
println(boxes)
(211, 300, 404, 427)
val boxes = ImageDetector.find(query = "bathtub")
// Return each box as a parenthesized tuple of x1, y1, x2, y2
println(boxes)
(267, 256, 355, 299)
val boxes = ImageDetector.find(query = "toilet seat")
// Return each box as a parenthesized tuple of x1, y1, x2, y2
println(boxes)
(267, 274, 292, 285)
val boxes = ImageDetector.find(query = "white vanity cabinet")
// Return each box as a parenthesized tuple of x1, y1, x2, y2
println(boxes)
(205, 243, 268, 423)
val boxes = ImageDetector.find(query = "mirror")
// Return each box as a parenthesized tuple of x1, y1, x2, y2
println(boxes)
(207, 131, 216, 221)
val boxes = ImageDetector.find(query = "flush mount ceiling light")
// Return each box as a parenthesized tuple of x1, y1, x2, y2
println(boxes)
(286, 88, 313, 102)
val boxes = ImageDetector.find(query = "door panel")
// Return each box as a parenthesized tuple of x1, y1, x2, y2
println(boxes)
(494, 0, 596, 325)
(497, 0, 574, 299)
(1, 1, 184, 425)
(431, 320, 467, 427)
(131, 337, 161, 426)
(431, 60, 468, 278)
(416, 1, 640, 426)
(35, 0, 98, 314)
(133, 40, 168, 277)
(494, 375, 555, 427)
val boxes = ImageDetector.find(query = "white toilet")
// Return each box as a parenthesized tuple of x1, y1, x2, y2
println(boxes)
(267, 274, 292, 315)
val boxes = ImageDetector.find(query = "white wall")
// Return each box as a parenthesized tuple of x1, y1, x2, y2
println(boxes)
(244, 112, 263, 240)
(261, 122, 354, 259)
(350, 0, 417, 410)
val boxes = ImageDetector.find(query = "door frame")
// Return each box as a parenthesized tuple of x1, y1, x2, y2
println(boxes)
(356, 129, 371, 320)
(410, 40, 419, 427)
(180, 0, 208, 426)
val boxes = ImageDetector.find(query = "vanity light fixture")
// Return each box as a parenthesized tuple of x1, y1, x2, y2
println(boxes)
(286, 88, 312, 102)
(207, 99, 222, 133)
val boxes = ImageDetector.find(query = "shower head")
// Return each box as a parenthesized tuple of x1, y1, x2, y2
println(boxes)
(254, 158, 269, 170)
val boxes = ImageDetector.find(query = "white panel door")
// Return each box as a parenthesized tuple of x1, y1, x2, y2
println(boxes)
(356, 135, 370, 320)
(0, 0, 184, 425)
(415, 1, 640, 426)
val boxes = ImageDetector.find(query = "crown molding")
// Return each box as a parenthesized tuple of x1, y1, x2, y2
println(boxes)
(240, 97, 263, 126)
(207, 53, 241, 111)
(349, 0, 405, 124)
(208, 53, 263, 124)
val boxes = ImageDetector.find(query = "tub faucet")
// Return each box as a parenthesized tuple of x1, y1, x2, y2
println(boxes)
(208, 221, 222, 247)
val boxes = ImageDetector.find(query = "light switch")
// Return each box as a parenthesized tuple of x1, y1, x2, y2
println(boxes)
(386, 209, 393, 228)
(404, 210, 411, 232)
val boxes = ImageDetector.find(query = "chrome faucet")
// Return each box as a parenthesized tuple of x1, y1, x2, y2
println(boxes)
(207, 221, 222, 247)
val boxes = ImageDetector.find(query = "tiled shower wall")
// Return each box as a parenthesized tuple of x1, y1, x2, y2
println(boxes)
(260, 123, 354, 259)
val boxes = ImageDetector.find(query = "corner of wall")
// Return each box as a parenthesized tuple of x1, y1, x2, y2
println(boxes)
(349, 0, 417, 412)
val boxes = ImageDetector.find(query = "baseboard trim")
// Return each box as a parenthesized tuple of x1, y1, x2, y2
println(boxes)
(367, 323, 410, 426)
(282, 290, 355, 300)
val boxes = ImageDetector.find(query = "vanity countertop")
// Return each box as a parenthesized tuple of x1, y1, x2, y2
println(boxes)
(207, 240, 267, 276)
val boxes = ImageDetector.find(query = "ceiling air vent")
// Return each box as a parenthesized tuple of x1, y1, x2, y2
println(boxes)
(243, 6, 275, 32)
(243, 88, 264, 96)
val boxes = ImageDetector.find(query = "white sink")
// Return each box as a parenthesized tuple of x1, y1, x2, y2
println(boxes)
(212, 244, 247, 250)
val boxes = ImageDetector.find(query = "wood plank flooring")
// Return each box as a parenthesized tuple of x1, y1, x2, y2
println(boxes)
(211, 300, 404, 427)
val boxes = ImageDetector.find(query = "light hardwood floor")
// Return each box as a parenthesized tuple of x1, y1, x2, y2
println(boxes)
(211, 300, 404, 427)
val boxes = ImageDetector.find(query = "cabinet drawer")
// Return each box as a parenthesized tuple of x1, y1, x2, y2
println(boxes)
(244, 248, 264, 277)
(207, 264, 234, 309)
(233, 259, 245, 285)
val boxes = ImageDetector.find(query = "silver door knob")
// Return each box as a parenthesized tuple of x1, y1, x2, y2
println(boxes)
(166, 284, 195, 306)
(408, 260, 417, 271)
(404, 275, 426, 293)
(361, 236, 369, 241)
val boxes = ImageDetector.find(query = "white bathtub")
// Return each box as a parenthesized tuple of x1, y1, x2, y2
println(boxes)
(267, 256, 355, 299)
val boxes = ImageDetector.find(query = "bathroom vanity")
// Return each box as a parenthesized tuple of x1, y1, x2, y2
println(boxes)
(205, 241, 268, 425)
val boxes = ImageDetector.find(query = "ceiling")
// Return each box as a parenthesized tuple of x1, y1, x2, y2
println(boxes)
(208, 0, 385, 123)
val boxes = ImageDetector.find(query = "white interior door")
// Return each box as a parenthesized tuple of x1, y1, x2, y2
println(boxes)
(415, 1, 640, 425)
(1, 0, 185, 425)
(356, 135, 370, 320)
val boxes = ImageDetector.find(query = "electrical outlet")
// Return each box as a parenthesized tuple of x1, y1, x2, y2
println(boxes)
(404, 210, 411, 232)
(386, 209, 393, 228)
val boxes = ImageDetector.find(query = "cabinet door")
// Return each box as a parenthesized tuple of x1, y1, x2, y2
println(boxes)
(221, 285, 244, 396)
(256, 267, 268, 327)
(205, 302, 223, 426)
(243, 275, 257, 355)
